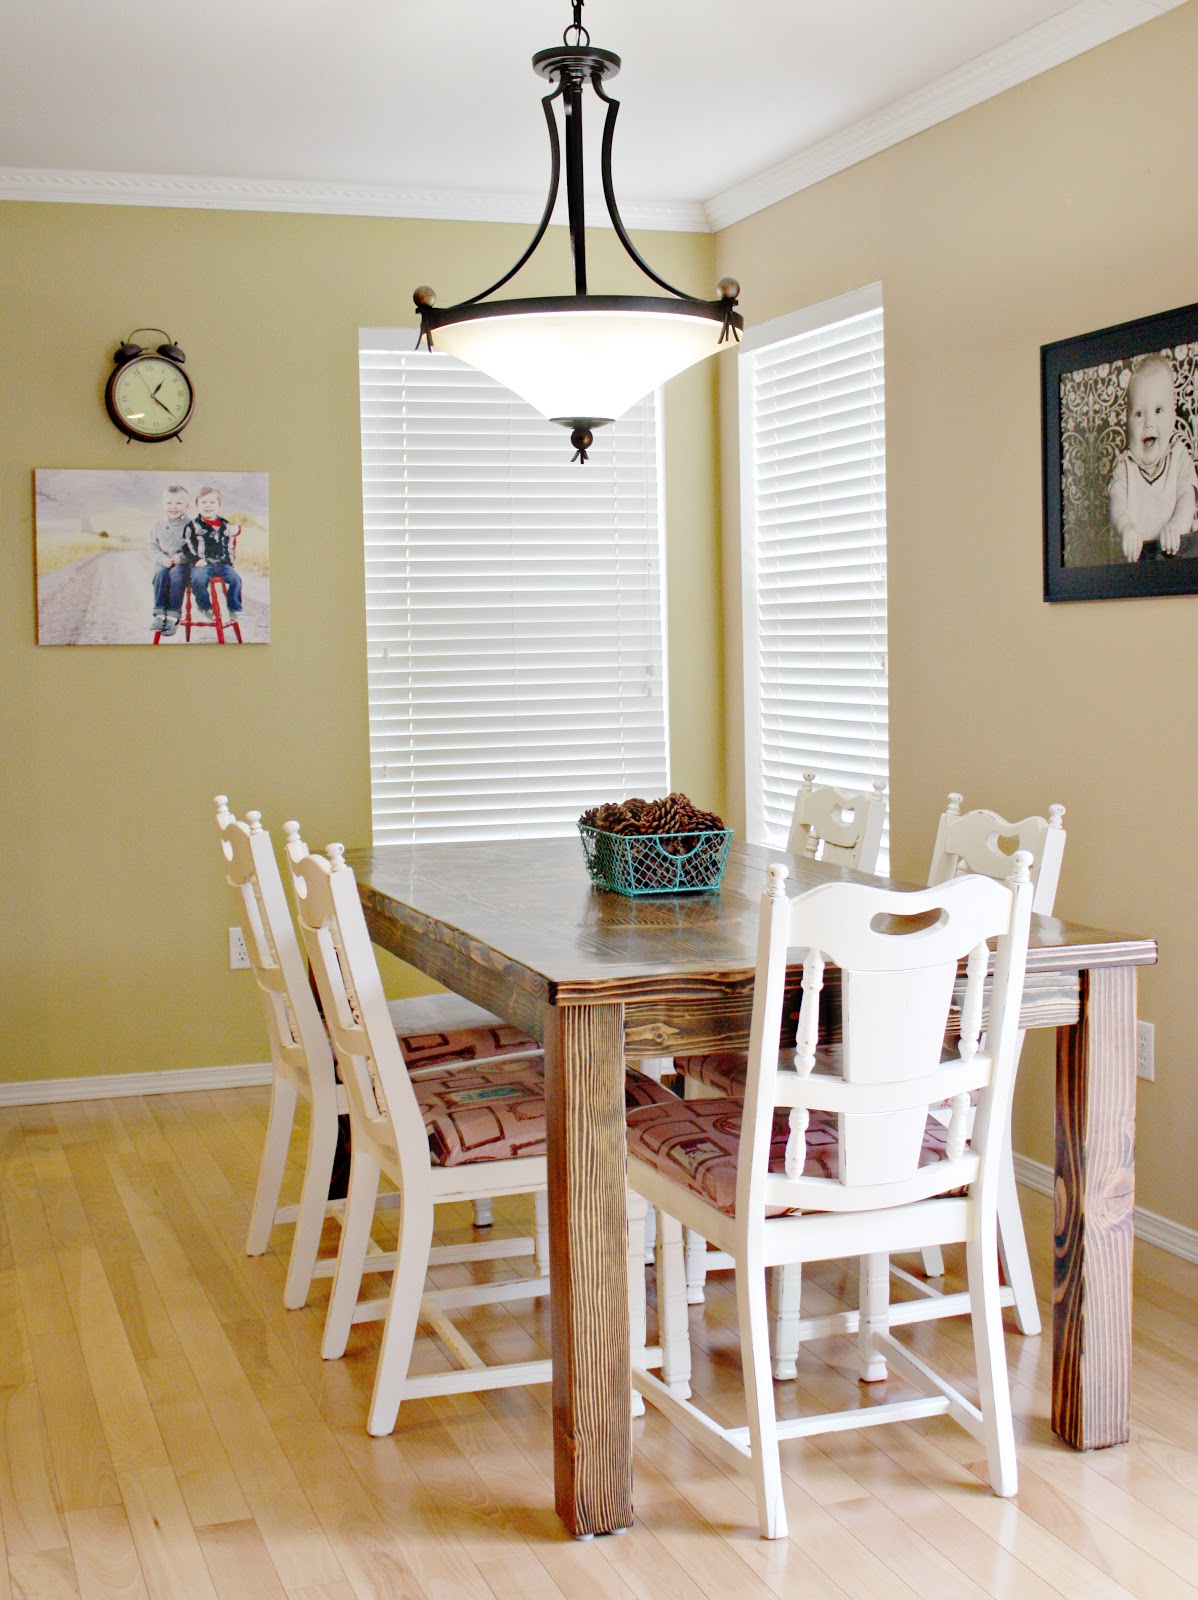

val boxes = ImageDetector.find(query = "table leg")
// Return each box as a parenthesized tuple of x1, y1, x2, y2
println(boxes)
(1053, 965, 1137, 1448)
(543, 1002, 633, 1535)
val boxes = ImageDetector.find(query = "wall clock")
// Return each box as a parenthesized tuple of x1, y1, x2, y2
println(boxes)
(105, 328, 194, 442)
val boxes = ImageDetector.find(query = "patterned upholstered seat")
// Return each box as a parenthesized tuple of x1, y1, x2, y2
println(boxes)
(625, 1095, 954, 1219)
(677, 1049, 748, 1096)
(395, 1017, 540, 1072)
(679, 1044, 969, 1103)
(624, 1068, 678, 1113)
(420, 1062, 673, 1167)
(679, 1043, 850, 1098)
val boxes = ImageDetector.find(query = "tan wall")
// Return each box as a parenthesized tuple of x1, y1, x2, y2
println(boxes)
(0, 204, 722, 1084)
(715, 2, 1198, 1228)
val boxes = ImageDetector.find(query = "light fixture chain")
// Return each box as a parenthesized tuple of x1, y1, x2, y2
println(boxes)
(564, 0, 589, 48)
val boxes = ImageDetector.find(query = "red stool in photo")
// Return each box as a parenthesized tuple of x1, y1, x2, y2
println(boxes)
(153, 528, 243, 645)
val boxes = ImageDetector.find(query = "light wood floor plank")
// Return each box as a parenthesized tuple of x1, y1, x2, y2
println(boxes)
(0, 1269, 34, 1390)
(0, 1121, 74, 1341)
(245, 1358, 470, 1600)
(6, 1546, 81, 1599)
(138, 1357, 251, 1531)
(119, 1464, 220, 1600)
(195, 1518, 289, 1600)
(28, 1329, 122, 1516)
(65, 1506, 150, 1600)
(0, 1384, 70, 1559)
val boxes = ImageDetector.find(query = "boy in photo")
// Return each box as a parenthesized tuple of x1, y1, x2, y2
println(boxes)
(185, 485, 243, 618)
(147, 482, 194, 635)
(1108, 355, 1198, 562)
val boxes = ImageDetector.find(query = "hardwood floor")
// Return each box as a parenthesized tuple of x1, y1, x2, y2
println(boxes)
(2, 1087, 1197, 1598)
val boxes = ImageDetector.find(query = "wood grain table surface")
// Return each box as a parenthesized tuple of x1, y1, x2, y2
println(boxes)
(349, 836, 1158, 1537)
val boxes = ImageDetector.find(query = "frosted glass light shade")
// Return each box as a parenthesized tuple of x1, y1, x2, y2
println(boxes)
(431, 305, 726, 422)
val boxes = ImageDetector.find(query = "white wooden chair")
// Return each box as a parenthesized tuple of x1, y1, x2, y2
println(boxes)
(627, 855, 1034, 1539)
(770, 793, 1067, 1370)
(682, 789, 1065, 1373)
(768, 792, 1064, 1377)
(909, 792, 1066, 1310)
(291, 839, 686, 1437)
(278, 818, 544, 1232)
(787, 772, 887, 870)
(681, 773, 887, 1300)
(216, 797, 546, 1309)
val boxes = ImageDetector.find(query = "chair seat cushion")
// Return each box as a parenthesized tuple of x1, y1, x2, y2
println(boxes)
(419, 1064, 673, 1167)
(678, 1047, 839, 1098)
(387, 995, 540, 1070)
(623, 1068, 679, 1112)
(417, 1059, 549, 1166)
(677, 1050, 748, 1096)
(626, 1098, 954, 1218)
(679, 1050, 977, 1112)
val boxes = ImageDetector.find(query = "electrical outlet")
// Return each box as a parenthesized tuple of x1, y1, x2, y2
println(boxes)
(228, 927, 250, 969)
(1136, 1020, 1154, 1082)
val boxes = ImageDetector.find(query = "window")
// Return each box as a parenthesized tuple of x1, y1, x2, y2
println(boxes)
(359, 334, 669, 845)
(738, 285, 889, 863)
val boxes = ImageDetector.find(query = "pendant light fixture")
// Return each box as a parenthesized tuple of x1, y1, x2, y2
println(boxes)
(413, 0, 743, 462)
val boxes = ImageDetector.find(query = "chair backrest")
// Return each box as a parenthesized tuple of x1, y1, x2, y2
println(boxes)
(288, 839, 430, 1174)
(928, 791, 1065, 915)
(737, 856, 1033, 1228)
(786, 773, 887, 873)
(213, 796, 336, 1104)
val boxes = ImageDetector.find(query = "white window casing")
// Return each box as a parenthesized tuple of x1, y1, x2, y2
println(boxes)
(739, 284, 889, 863)
(360, 332, 669, 845)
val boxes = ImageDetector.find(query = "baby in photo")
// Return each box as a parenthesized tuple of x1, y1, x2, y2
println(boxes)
(1108, 354, 1197, 561)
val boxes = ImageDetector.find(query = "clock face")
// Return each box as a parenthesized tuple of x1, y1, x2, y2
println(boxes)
(107, 355, 194, 440)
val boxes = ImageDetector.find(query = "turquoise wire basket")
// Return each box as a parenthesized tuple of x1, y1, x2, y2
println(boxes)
(578, 824, 732, 897)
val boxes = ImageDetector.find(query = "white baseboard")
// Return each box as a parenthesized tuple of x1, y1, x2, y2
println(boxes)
(0, 1061, 272, 1108)
(1013, 1152, 1198, 1266)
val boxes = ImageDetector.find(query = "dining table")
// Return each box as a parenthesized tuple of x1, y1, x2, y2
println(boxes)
(347, 835, 1157, 1538)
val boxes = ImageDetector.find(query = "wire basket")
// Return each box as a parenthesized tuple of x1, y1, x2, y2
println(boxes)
(578, 824, 732, 897)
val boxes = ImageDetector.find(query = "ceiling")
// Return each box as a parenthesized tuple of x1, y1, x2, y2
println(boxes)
(0, 1, 1179, 228)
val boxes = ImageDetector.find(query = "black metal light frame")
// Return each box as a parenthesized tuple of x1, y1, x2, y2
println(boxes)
(414, 1, 742, 462)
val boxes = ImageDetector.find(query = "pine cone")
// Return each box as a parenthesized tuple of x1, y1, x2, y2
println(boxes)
(579, 791, 726, 847)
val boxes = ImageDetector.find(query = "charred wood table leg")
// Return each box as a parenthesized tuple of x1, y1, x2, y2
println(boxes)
(1053, 964, 1137, 1449)
(544, 1002, 633, 1535)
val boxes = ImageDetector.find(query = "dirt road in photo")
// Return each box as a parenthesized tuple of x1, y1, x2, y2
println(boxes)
(38, 547, 269, 645)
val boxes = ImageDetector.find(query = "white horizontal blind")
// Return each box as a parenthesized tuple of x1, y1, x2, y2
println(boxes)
(360, 339, 668, 845)
(741, 292, 889, 864)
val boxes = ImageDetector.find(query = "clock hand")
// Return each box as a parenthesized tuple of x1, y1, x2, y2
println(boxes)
(151, 393, 174, 414)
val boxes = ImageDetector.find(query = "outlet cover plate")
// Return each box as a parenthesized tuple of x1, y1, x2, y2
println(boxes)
(229, 927, 250, 969)
(1136, 1020, 1154, 1082)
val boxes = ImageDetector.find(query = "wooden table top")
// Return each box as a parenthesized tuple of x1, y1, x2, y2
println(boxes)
(349, 838, 1157, 1009)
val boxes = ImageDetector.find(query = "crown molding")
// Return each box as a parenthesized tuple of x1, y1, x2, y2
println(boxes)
(0, 165, 709, 233)
(703, 0, 1186, 232)
(1, 0, 1182, 239)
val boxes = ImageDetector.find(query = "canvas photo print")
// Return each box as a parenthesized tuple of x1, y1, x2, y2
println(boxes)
(35, 469, 270, 645)
(1043, 302, 1198, 601)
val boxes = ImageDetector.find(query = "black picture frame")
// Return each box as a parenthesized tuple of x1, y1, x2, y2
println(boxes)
(1042, 299, 1198, 602)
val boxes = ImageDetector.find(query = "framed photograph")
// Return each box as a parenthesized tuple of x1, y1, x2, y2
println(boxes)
(1042, 300, 1198, 602)
(35, 469, 269, 645)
